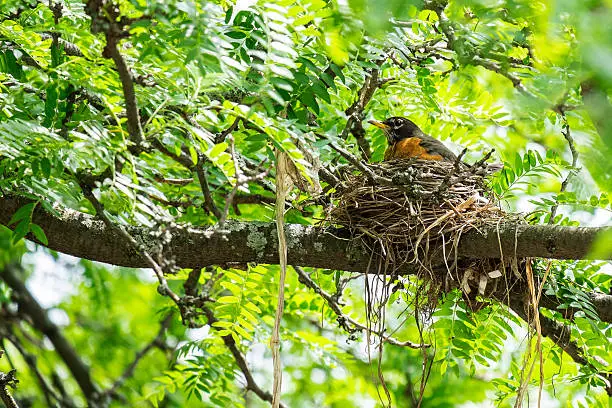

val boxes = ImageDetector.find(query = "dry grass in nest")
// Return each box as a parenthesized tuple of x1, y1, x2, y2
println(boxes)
(328, 158, 523, 308)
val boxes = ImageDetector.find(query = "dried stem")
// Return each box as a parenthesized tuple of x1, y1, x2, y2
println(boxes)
(200, 306, 287, 408)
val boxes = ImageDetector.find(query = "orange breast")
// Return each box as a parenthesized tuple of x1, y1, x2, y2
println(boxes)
(384, 138, 444, 161)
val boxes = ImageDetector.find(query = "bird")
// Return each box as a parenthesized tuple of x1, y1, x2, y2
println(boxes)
(368, 116, 503, 173)
(368, 117, 458, 162)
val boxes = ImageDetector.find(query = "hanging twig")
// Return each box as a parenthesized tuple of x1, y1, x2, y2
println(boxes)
(293, 266, 428, 349)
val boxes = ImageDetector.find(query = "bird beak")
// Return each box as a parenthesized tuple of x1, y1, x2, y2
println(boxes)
(368, 120, 389, 131)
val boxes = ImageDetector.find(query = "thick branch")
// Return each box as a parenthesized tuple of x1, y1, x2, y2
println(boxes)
(0, 195, 609, 267)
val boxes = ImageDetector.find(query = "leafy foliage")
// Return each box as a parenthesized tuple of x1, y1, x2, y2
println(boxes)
(0, 0, 611, 407)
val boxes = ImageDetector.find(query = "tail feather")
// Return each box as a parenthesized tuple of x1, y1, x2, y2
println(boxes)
(485, 162, 504, 174)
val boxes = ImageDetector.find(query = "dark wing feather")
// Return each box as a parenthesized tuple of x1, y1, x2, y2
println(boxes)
(417, 133, 457, 161)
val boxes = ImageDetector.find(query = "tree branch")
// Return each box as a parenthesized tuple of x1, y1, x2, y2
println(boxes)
(0, 328, 73, 407)
(104, 314, 172, 400)
(508, 294, 612, 396)
(0, 366, 19, 408)
(549, 112, 579, 222)
(341, 69, 381, 160)
(85, 0, 144, 147)
(1, 194, 609, 268)
(200, 306, 287, 408)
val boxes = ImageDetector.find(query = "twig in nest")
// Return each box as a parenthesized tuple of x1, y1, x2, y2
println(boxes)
(469, 148, 495, 172)
(329, 142, 392, 185)
(437, 148, 468, 193)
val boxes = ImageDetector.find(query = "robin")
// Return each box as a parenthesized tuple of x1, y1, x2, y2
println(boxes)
(369, 117, 503, 173)
(368, 117, 458, 161)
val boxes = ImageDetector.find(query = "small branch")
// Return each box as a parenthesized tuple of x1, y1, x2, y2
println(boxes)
(318, 165, 342, 188)
(151, 139, 194, 169)
(104, 314, 172, 399)
(341, 67, 388, 160)
(0, 327, 73, 407)
(196, 160, 222, 218)
(436, 148, 468, 193)
(152, 139, 225, 218)
(40, 33, 84, 58)
(329, 142, 391, 185)
(144, 192, 194, 209)
(200, 306, 287, 408)
(102, 37, 145, 146)
(77, 181, 181, 304)
(183, 268, 203, 297)
(153, 175, 194, 186)
(507, 294, 611, 396)
(468, 148, 495, 171)
(294, 267, 428, 349)
(470, 56, 536, 97)
(549, 112, 579, 223)
(0, 367, 19, 408)
(424, 2, 539, 101)
(85, 0, 144, 147)
(215, 116, 242, 144)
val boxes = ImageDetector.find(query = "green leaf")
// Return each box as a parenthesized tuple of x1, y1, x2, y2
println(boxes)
(12, 219, 31, 243)
(225, 6, 233, 23)
(188, 146, 198, 165)
(210, 142, 228, 158)
(220, 281, 242, 295)
(217, 296, 240, 304)
(311, 79, 331, 103)
(40, 157, 51, 178)
(8, 202, 36, 226)
(300, 91, 319, 114)
(29, 223, 48, 245)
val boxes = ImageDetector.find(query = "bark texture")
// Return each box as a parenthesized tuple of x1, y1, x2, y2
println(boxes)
(0, 196, 609, 273)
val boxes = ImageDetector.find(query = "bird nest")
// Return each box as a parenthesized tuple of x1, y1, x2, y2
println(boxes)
(328, 158, 523, 308)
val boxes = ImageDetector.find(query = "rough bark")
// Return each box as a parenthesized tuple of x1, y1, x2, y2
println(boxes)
(0, 196, 609, 272)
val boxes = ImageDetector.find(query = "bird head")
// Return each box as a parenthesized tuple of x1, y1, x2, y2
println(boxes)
(368, 117, 422, 144)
